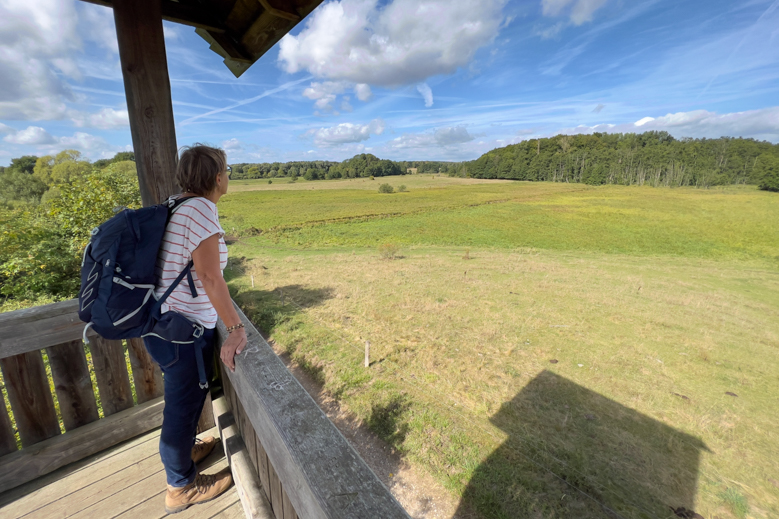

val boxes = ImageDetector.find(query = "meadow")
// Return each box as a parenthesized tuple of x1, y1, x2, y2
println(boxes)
(219, 175, 779, 519)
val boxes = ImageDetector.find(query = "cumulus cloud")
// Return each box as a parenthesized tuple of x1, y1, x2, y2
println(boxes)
(417, 83, 434, 108)
(0, 123, 14, 135)
(278, 0, 506, 87)
(3, 126, 56, 145)
(307, 118, 385, 147)
(71, 108, 129, 129)
(354, 83, 372, 101)
(302, 81, 373, 111)
(0, 0, 81, 120)
(561, 107, 779, 140)
(542, 0, 609, 25)
(221, 138, 243, 152)
(389, 125, 475, 148)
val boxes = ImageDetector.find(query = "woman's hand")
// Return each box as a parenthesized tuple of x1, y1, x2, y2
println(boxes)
(220, 327, 247, 372)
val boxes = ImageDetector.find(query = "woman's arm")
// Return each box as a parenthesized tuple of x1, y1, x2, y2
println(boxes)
(191, 233, 247, 371)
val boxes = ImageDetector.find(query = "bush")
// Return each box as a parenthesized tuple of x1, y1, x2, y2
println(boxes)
(756, 154, 779, 192)
(378, 183, 394, 194)
(268, 180, 273, 184)
(378, 243, 399, 260)
(397, 185, 407, 192)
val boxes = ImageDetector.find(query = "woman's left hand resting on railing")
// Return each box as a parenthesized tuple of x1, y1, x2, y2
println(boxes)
(192, 233, 247, 371)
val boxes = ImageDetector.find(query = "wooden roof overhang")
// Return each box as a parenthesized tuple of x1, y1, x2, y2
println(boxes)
(81, 0, 323, 77)
(75, 0, 323, 207)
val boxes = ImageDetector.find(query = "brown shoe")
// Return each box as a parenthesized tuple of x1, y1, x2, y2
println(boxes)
(165, 470, 233, 514)
(191, 436, 217, 464)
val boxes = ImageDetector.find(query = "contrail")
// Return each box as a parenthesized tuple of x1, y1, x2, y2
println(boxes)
(698, 0, 779, 99)
(180, 76, 312, 125)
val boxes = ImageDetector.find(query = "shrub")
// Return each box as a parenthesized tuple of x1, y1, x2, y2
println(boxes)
(397, 185, 407, 192)
(378, 183, 394, 194)
(378, 243, 399, 259)
(756, 154, 779, 192)
(268, 180, 273, 184)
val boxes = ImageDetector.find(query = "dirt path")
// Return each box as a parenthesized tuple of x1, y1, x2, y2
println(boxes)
(266, 338, 466, 519)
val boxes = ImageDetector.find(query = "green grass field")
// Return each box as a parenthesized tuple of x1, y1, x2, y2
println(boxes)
(221, 175, 779, 519)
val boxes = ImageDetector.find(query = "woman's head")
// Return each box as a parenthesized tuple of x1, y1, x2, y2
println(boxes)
(176, 144, 228, 197)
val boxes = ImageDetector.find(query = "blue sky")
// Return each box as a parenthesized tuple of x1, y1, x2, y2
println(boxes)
(1, 0, 778, 166)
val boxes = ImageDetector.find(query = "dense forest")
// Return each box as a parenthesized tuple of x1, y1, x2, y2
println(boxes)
(231, 153, 408, 180)
(452, 132, 779, 190)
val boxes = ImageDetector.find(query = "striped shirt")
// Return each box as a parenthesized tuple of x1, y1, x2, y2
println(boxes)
(154, 196, 228, 328)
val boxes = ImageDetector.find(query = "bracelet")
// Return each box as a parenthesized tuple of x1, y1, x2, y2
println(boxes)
(226, 322, 245, 333)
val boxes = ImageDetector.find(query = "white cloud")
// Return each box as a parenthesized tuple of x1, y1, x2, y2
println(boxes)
(307, 118, 385, 147)
(560, 107, 779, 140)
(0, 0, 81, 120)
(417, 83, 434, 107)
(221, 138, 243, 152)
(278, 0, 506, 87)
(542, 0, 609, 25)
(78, 2, 118, 53)
(0, 123, 14, 135)
(57, 131, 111, 152)
(71, 108, 129, 129)
(3, 126, 56, 145)
(302, 81, 347, 111)
(389, 125, 474, 148)
(354, 83, 372, 101)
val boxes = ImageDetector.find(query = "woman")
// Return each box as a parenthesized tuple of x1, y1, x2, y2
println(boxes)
(143, 144, 247, 514)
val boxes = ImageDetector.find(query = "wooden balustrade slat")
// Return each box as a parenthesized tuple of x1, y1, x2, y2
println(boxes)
(218, 302, 410, 519)
(269, 462, 283, 519)
(0, 394, 17, 456)
(126, 338, 163, 404)
(89, 337, 133, 416)
(197, 391, 216, 433)
(282, 486, 297, 519)
(46, 340, 100, 431)
(0, 352, 60, 447)
(256, 435, 271, 502)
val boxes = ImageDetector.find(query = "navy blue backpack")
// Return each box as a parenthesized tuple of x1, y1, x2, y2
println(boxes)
(78, 196, 205, 348)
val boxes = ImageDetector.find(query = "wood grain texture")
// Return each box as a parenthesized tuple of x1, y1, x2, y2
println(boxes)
(217, 303, 410, 519)
(0, 299, 96, 359)
(113, 0, 179, 206)
(0, 393, 17, 456)
(269, 462, 283, 519)
(256, 435, 271, 502)
(89, 337, 133, 416)
(196, 391, 216, 433)
(0, 397, 164, 494)
(0, 351, 60, 448)
(213, 394, 274, 519)
(46, 340, 99, 431)
(126, 338, 163, 404)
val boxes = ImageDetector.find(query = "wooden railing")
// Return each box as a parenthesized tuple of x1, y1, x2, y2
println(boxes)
(0, 299, 408, 518)
(215, 303, 409, 519)
(0, 299, 215, 494)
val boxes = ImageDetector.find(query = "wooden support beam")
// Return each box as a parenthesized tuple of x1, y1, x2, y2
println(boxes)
(258, 0, 301, 22)
(0, 397, 164, 494)
(79, 0, 228, 33)
(46, 340, 100, 431)
(113, 0, 179, 207)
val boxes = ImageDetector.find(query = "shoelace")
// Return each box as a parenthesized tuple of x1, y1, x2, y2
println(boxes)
(194, 473, 217, 494)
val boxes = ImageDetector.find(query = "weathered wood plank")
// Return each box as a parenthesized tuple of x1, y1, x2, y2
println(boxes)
(282, 485, 297, 519)
(46, 340, 99, 431)
(89, 336, 133, 416)
(0, 351, 60, 448)
(0, 299, 96, 359)
(113, 0, 179, 206)
(126, 337, 163, 404)
(269, 462, 283, 519)
(0, 396, 164, 494)
(197, 391, 216, 433)
(0, 392, 17, 456)
(256, 435, 271, 503)
(217, 304, 410, 519)
(213, 394, 274, 519)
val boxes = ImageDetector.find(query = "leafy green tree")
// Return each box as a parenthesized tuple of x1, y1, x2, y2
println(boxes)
(9, 155, 38, 174)
(378, 183, 394, 193)
(755, 154, 779, 192)
(33, 150, 87, 186)
(0, 169, 48, 203)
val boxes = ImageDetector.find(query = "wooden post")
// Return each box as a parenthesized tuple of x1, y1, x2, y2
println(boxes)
(113, 0, 179, 207)
(364, 341, 370, 368)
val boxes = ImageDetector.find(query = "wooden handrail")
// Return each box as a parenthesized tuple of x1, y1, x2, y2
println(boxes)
(217, 302, 410, 519)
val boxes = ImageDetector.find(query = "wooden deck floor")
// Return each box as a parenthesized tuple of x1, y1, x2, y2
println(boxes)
(0, 427, 243, 519)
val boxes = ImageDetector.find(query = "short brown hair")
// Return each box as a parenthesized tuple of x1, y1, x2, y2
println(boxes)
(176, 144, 227, 196)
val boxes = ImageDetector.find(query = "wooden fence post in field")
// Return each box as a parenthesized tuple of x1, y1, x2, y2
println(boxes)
(365, 341, 370, 368)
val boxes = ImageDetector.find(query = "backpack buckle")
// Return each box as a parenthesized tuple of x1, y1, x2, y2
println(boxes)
(193, 324, 204, 339)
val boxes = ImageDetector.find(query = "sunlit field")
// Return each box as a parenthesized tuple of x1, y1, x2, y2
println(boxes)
(220, 176, 779, 518)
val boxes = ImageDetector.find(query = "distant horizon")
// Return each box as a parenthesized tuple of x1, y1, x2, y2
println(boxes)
(2, 0, 778, 167)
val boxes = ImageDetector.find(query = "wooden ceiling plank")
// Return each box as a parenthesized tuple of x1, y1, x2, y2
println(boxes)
(77, 0, 227, 33)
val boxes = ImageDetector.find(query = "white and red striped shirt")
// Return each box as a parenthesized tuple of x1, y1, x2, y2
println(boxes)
(154, 196, 228, 328)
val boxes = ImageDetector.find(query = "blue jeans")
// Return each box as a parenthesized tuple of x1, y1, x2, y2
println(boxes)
(143, 328, 215, 487)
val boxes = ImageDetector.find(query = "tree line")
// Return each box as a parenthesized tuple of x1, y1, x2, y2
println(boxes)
(449, 132, 779, 191)
(231, 153, 410, 180)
